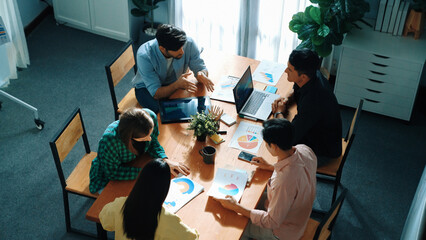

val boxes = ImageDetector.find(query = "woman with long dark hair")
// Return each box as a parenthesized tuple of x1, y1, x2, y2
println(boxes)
(99, 158, 199, 239)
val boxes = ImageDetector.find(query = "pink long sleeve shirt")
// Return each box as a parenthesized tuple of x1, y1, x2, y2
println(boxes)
(250, 144, 317, 240)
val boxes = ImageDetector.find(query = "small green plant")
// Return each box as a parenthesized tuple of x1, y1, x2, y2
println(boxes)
(131, 0, 165, 35)
(187, 112, 218, 137)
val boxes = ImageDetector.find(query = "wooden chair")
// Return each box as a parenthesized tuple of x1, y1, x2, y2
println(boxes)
(106, 40, 141, 120)
(301, 188, 348, 240)
(317, 99, 363, 205)
(49, 107, 98, 237)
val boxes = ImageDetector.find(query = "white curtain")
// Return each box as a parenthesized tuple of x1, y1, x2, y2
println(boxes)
(0, 0, 30, 87)
(170, 0, 310, 63)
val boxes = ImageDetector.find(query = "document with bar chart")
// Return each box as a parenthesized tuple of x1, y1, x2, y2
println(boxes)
(229, 121, 263, 154)
(252, 60, 286, 86)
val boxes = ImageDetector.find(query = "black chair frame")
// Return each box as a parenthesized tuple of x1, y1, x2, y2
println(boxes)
(105, 40, 137, 120)
(49, 107, 97, 238)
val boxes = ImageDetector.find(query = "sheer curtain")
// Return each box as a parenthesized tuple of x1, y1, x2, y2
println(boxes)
(0, 0, 30, 87)
(170, 0, 310, 63)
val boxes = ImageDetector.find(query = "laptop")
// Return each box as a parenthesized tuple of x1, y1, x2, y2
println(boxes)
(233, 66, 280, 121)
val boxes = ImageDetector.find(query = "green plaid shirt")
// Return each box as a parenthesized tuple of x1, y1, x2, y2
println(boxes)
(89, 109, 166, 193)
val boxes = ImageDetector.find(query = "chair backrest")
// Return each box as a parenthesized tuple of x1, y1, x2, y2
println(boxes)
(49, 108, 90, 189)
(345, 99, 364, 141)
(105, 41, 137, 119)
(313, 188, 348, 240)
(337, 99, 364, 175)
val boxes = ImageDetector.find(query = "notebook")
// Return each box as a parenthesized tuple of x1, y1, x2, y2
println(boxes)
(233, 66, 280, 121)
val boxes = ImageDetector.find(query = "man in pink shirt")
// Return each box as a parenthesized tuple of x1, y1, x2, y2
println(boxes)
(214, 118, 317, 240)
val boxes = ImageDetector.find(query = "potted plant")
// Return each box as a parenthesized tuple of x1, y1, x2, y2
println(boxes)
(289, 0, 370, 57)
(131, 0, 165, 45)
(187, 112, 219, 142)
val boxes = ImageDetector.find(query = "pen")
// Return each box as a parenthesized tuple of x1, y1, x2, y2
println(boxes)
(239, 114, 257, 121)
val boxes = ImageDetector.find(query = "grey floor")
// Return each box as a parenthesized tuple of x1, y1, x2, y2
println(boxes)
(1, 15, 425, 240)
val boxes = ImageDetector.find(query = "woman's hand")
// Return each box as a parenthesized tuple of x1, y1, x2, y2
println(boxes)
(163, 159, 191, 176)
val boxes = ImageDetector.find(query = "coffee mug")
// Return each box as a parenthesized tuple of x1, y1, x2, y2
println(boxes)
(199, 146, 216, 164)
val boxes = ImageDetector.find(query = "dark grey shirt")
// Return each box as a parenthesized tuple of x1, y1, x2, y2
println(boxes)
(292, 71, 342, 158)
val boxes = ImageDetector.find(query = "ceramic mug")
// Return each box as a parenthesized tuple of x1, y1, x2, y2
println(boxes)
(199, 146, 216, 164)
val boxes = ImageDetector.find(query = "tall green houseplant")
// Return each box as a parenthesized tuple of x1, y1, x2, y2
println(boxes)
(289, 0, 370, 57)
(131, 0, 165, 35)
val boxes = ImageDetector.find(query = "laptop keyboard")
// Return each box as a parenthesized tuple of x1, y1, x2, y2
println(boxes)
(243, 92, 267, 115)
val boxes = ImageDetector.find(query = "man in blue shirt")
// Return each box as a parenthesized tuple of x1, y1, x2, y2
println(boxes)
(133, 24, 214, 113)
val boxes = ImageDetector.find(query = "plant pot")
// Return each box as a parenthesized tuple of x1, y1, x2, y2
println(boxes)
(137, 22, 162, 49)
(196, 134, 207, 142)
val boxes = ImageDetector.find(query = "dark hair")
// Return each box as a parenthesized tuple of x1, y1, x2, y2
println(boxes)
(122, 159, 171, 240)
(288, 49, 320, 80)
(262, 118, 294, 151)
(156, 24, 187, 51)
(118, 108, 154, 150)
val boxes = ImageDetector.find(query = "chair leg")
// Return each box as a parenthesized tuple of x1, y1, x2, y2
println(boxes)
(63, 191, 72, 232)
(96, 223, 108, 240)
(331, 178, 341, 205)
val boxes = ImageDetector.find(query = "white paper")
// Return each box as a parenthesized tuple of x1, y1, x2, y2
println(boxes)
(229, 121, 263, 154)
(207, 168, 248, 202)
(252, 60, 286, 86)
(163, 177, 204, 213)
(211, 75, 240, 103)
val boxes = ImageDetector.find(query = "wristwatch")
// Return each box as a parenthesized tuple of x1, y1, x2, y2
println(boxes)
(274, 112, 284, 118)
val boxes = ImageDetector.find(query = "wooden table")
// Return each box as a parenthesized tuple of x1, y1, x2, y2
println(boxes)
(86, 51, 294, 239)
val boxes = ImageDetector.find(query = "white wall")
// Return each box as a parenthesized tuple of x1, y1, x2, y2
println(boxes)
(16, 0, 51, 27)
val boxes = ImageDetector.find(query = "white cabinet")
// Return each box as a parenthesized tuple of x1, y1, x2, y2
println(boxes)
(335, 27, 426, 121)
(52, 0, 142, 42)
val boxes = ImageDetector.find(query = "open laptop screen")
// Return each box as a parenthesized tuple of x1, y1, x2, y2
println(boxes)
(233, 66, 254, 112)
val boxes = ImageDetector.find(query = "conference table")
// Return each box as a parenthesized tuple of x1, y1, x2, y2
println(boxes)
(86, 50, 295, 239)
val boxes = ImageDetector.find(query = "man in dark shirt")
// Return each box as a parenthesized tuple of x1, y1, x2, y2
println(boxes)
(272, 49, 342, 167)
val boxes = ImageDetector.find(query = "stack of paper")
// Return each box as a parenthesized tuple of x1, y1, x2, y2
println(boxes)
(210, 75, 240, 103)
(252, 60, 286, 86)
(207, 168, 248, 202)
(163, 177, 204, 213)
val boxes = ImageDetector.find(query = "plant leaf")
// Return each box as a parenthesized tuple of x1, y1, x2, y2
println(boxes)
(298, 24, 317, 41)
(289, 12, 306, 33)
(317, 24, 330, 37)
(313, 41, 332, 57)
(309, 7, 322, 25)
(131, 8, 147, 17)
(311, 34, 325, 45)
(297, 39, 314, 51)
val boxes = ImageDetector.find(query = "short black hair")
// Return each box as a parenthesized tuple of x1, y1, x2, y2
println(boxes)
(262, 118, 294, 151)
(289, 49, 320, 80)
(156, 24, 187, 51)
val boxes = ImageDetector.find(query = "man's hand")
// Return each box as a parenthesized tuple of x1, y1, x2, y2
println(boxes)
(213, 195, 251, 218)
(163, 159, 191, 176)
(271, 97, 288, 114)
(251, 157, 274, 171)
(196, 71, 214, 92)
(214, 195, 238, 211)
(176, 72, 197, 93)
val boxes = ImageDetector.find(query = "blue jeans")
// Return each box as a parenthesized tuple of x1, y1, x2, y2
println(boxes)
(135, 87, 160, 114)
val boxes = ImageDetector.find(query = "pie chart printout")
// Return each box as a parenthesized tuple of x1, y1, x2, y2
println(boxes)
(229, 121, 264, 154)
(237, 134, 259, 149)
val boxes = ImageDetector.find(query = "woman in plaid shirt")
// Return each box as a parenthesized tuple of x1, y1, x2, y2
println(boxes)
(89, 107, 190, 193)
